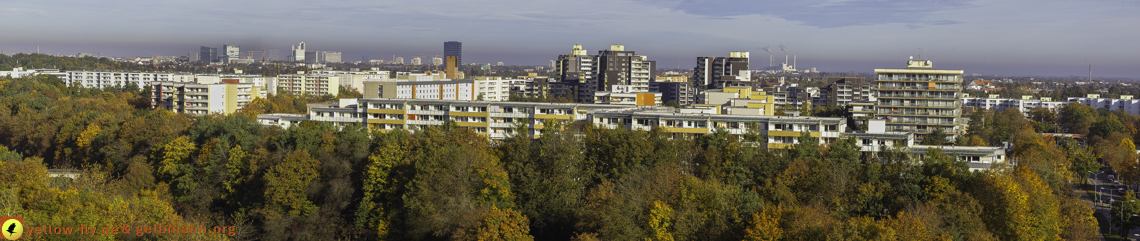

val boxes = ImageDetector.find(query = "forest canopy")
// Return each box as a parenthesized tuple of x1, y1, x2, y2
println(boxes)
(0, 75, 1108, 240)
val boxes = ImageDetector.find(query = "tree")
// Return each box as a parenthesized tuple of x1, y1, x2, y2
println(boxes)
(743, 206, 783, 241)
(647, 200, 675, 241)
(921, 128, 947, 146)
(1111, 191, 1140, 237)
(967, 135, 987, 146)
(263, 149, 321, 217)
(452, 206, 534, 241)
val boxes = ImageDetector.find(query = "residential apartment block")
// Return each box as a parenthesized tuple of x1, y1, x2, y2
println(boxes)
(822, 77, 875, 106)
(150, 81, 265, 115)
(694, 52, 750, 90)
(269, 98, 1007, 171)
(65, 70, 194, 89)
(962, 95, 1066, 115)
(1067, 94, 1140, 115)
(351, 99, 630, 139)
(591, 107, 845, 148)
(363, 80, 475, 101)
(277, 73, 340, 96)
(873, 59, 964, 139)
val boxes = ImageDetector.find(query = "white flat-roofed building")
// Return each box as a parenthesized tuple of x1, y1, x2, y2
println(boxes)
(277, 73, 340, 96)
(1067, 94, 1140, 115)
(362, 80, 475, 101)
(910, 145, 1007, 172)
(66, 70, 193, 89)
(590, 106, 846, 147)
(962, 96, 1066, 115)
(257, 113, 308, 129)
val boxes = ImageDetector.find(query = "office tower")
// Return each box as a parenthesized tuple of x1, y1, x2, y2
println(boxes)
(445, 41, 462, 66)
(305, 51, 318, 64)
(595, 45, 655, 93)
(321, 51, 342, 63)
(188, 51, 200, 62)
(411, 57, 423, 65)
(200, 46, 217, 63)
(694, 52, 750, 90)
(873, 58, 964, 140)
(224, 44, 240, 59)
(432, 57, 443, 66)
(394, 57, 405, 64)
(292, 42, 306, 62)
(446, 56, 459, 79)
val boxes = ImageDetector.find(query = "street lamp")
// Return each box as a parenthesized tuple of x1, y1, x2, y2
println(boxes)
(1120, 199, 1137, 237)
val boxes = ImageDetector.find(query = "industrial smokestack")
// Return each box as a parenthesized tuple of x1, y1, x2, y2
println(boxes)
(794, 55, 797, 70)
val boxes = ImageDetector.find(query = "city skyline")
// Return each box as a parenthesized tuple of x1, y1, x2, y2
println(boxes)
(2, 0, 1138, 77)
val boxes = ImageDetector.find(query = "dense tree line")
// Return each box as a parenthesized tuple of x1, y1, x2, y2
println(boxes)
(0, 75, 1107, 240)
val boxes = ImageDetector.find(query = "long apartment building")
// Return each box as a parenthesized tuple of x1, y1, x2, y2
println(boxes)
(314, 99, 632, 139)
(873, 59, 964, 139)
(289, 98, 1006, 169)
(65, 70, 194, 89)
(277, 73, 340, 96)
(150, 81, 265, 115)
(591, 107, 845, 148)
(962, 95, 1065, 115)
(1067, 94, 1140, 115)
(360, 76, 519, 102)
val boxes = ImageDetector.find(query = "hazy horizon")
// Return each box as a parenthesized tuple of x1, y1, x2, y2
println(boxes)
(4, 0, 1138, 77)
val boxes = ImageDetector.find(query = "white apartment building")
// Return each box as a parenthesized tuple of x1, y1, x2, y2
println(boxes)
(1067, 94, 1140, 115)
(473, 77, 518, 101)
(1, 67, 65, 79)
(312, 70, 390, 92)
(962, 95, 1066, 115)
(277, 73, 341, 96)
(65, 71, 194, 89)
(363, 80, 475, 101)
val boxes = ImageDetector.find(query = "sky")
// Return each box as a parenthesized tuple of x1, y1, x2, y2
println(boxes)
(2, 0, 1138, 77)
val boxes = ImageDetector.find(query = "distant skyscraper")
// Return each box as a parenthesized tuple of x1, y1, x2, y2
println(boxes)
(321, 51, 342, 63)
(411, 57, 423, 65)
(305, 51, 318, 64)
(292, 42, 306, 62)
(445, 41, 462, 66)
(394, 57, 404, 64)
(224, 44, 240, 59)
(188, 51, 200, 62)
(432, 57, 443, 66)
(199, 46, 217, 63)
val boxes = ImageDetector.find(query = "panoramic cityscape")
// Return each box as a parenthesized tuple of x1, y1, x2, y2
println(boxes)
(2, 0, 1140, 240)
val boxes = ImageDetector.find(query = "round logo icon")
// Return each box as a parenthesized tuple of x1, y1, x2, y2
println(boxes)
(1, 217, 22, 240)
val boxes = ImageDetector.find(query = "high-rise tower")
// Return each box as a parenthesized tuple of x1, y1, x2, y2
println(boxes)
(873, 58, 964, 141)
(445, 41, 462, 78)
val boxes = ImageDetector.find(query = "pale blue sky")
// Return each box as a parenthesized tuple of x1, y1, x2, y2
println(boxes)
(2, 0, 1138, 77)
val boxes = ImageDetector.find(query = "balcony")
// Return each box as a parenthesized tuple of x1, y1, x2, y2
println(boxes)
(876, 93, 960, 99)
(875, 110, 960, 117)
(876, 85, 960, 91)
